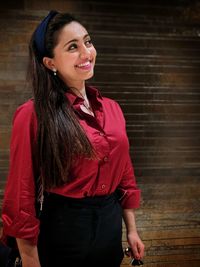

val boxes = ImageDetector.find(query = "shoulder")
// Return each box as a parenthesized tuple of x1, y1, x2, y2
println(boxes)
(12, 99, 37, 127)
(102, 96, 120, 106)
(14, 99, 35, 115)
(88, 85, 124, 115)
(102, 96, 124, 114)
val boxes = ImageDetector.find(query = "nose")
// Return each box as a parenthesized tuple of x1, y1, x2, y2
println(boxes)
(80, 45, 91, 59)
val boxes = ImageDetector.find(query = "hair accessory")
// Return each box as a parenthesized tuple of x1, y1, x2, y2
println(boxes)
(34, 10, 58, 60)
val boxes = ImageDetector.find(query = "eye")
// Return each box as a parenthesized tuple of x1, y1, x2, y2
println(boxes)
(68, 43, 77, 51)
(85, 39, 93, 47)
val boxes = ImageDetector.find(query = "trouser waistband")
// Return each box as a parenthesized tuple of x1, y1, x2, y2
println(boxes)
(44, 191, 117, 208)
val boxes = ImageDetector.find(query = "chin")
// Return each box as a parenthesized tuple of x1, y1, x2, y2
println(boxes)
(84, 71, 94, 80)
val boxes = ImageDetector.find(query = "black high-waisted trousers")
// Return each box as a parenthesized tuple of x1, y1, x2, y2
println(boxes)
(38, 192, 124, 267)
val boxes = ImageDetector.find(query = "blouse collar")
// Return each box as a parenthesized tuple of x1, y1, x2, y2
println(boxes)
(65, 85, 102, 106)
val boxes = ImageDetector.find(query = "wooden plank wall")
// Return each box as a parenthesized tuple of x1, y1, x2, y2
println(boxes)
(0, 0, 200, 266)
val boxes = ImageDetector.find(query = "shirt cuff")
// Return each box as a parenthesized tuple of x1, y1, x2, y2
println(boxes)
(2, 210, 40, 245)
(119, 189, 141, 209)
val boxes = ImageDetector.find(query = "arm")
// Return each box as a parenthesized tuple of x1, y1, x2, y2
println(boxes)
(115, 101, 145, 259)
(118, 152, 145, 259)
(123, 209, 145, 260)
(16, 239, 41, 267)
(2, 102, 41, 264)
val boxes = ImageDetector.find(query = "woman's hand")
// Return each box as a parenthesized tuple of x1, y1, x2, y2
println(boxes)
(123, 209, 145, 260)
(126, 230, 145, 260)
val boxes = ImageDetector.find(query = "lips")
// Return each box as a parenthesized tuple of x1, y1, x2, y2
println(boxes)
(75, 60, 93, 70)
(77, 61, 91, 67)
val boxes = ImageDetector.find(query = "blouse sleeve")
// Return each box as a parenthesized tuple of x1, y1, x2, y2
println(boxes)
(2, 100, 40, 245)
(117, 154, 141, 209)
(115, 102, 141, 209)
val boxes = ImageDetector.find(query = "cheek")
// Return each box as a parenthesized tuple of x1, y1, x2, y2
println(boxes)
(59, 58, 77, 74)
(91, 47, 97, 59)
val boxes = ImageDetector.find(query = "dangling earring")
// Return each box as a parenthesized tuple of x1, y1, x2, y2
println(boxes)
(52, 68, 57, 76)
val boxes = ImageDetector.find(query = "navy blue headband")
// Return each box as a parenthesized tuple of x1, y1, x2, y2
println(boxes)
(34, 10, 59, 60)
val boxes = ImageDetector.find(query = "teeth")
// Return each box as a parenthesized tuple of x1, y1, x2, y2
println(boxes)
(77, 61, 90, 67)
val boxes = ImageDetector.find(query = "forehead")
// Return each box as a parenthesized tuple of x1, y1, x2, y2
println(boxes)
(57, 21, 88, 43)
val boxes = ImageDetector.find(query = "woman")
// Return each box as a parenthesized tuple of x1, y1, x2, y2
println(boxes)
(2, 10, 145, 267)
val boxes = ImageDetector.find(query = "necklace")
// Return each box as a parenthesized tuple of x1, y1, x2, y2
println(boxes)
(82, 98, 94, 116)
(70, 87, 94, 116)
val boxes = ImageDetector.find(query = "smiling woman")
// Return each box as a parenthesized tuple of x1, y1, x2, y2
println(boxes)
(1, 10, 144, 267)
(43, 21, 97, 87)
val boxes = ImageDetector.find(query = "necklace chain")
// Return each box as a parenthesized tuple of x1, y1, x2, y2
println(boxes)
(70, 87, 94, 116)
(82, 99, 94, 116)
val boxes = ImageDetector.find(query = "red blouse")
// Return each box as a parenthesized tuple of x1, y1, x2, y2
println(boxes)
(2, 86, 140, 245)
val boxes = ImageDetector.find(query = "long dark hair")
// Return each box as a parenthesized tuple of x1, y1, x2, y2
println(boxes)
(27, 13, 95, 189)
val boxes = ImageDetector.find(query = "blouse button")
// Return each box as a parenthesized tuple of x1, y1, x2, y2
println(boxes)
(103, 156, 109, 162)
(101, 184, 106, 189)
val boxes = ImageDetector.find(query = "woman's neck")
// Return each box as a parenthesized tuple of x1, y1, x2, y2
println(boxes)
(68, 84, 94, 116)
(67, 81, 86, 97)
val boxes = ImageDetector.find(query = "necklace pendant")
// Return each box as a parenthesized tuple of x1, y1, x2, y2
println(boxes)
(82, 100, 94, 116)
(84, 100, 90, 109)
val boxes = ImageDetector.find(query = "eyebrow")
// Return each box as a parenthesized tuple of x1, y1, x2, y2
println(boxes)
(63, 34, 90, 47)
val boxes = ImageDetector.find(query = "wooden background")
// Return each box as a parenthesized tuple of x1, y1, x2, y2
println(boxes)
(0, 0, 200, 266)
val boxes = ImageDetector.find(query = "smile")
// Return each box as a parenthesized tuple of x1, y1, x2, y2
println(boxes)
(75, 60, 93, 70)
(77, 61, 91, 67)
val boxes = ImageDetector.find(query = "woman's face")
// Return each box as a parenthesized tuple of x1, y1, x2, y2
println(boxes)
(48, 21, 97, 87)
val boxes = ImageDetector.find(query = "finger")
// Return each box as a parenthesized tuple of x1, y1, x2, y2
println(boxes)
(137, 242, 145, 259)
(131, 244, 140, 260)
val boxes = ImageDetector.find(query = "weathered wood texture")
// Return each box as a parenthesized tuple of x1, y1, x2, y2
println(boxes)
(0, 0, 200, 266)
